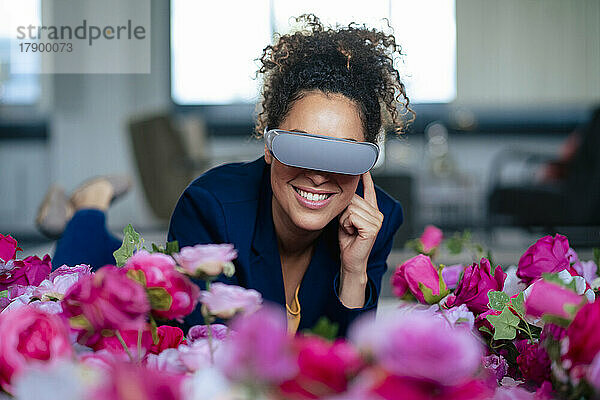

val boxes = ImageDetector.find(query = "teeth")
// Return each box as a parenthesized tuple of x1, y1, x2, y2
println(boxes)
(295, 188, 330, 202)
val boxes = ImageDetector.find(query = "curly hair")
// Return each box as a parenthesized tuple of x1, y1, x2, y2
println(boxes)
(254, 14, 414, 143)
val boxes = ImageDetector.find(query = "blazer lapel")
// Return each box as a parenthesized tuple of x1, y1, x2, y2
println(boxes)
(248, 167, 286, 306)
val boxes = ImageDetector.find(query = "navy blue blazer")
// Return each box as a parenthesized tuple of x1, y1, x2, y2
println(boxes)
(167, 157, 403, 337)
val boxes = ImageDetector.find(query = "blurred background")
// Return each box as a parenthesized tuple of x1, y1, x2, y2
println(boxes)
(1, 0, 599, 282)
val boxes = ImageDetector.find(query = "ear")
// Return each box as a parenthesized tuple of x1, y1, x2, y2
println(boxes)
(263, 144, 273, 165)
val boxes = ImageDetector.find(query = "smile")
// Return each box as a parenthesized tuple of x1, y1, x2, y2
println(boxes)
(292, 186, 336, 209)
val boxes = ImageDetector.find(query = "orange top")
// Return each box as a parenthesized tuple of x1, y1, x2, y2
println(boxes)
(281, 265, 301, 335)
(286, 284, 301, 335)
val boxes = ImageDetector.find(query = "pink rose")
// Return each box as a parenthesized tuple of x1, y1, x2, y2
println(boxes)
(173, 244, 237, 278)
(517, 234, 570, 285)
(524, 280, 585, 319)
(446, 258, 506, 314)
(350, 311, 483, 386)
(0, 255, 52, 291)
(0, 234, 21, 263)
(390, 255, 446, 304)
(48, 264, 92, 281)
(178, 339, 224, 371)
(565, 300, 600, 367)
(124, 250, 200, 322)
(0, 307, 73, 393)
(280, 336, 363, 398)
(420, 225, 443, 253)
(91, 362, 184, 400)
(199, 282, 262, 319)
(218, 304, 298, 385)
(61, 266, 150, 345)
(372, 374, 493, 400)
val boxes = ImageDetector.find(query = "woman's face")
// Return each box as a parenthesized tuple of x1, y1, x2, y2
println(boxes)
(264, 91, 365, 232)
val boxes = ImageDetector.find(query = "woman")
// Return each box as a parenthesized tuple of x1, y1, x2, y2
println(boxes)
(47, 14, 411, 337)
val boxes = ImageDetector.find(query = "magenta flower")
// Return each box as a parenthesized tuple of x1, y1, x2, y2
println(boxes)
(390, 255, 447, 304)
(349, 310, 483, 386)
(199, 282, 262, 319)
(0, 306, 73, 393)
(524, 279, 585, 319)
(515, 340, 552, 387)
(173, 244, 237, 278)
(420, 225, 443, 253)
(446, 258, 506, 314)
(565, 300, 600, 367)
(61, 266, 150, 345)
(517, 234, 570, 285)
(587, 352, 600, 392)
(280, 336, 364, 398)
(125, 250, 200, 321)
(218, 304, 297, 385)
(0, 255, 52, 291)
(482, 354, 508, 383)
(0, 234, 21, 263)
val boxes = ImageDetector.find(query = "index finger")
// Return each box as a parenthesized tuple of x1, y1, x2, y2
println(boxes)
(361, 171, 378, 208)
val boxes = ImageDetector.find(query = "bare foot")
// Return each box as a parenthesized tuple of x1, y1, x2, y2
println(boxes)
(70, 179, 114, 211)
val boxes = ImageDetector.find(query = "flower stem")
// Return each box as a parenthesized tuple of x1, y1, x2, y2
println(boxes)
(137, 329, 143, 363)
(205, 280, 215, 364)
(116, 330, 134, 362)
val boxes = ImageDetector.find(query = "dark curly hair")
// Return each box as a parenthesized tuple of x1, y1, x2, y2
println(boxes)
(254, 14, 414, 143)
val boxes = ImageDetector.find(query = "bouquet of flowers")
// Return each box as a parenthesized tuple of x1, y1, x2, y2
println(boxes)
(0, 225, 599, 400)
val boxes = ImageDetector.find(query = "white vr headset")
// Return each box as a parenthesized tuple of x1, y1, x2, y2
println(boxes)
(264, 127, 379, 175)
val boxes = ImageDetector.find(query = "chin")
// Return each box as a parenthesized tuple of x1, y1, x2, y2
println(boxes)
(291, 211, 333, 232)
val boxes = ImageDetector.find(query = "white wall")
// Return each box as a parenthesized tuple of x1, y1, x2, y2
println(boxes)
(456, 0, 600, 106)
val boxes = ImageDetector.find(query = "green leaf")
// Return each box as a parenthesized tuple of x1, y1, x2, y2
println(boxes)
(147, 287, 173, 311)
(113, 224, 144, 267)
(302, 316, 339, 341)
(149, 315, 159, 345)
(445, 234, 464, 255)
(510, 292, 525, 317)
(487, 307, 520, 341)
(151, 243, 162, 253)
(488, 291, 510, 311)
(126, 269, 147, 286)
(542, 272, 577, 292)
(478, 325, 493, 336)
(593, 248, 600, 272)
(418, 282, 447, 304)
(165, 240, 179, 255)
(0, 290, 8, 299)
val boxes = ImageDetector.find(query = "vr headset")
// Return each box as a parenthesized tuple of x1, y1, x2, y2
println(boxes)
(264, 127, 379, 175)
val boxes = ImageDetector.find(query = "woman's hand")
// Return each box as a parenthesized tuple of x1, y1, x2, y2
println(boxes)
(338, 172, 384, 275)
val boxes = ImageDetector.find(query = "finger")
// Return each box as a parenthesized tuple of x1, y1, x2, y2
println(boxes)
(339, 211, 356, 235)
(345, 201, 383, 227)
(340, 207, 380, 237)
(362, 172, 378, 208)
(350, 195, 384, 222)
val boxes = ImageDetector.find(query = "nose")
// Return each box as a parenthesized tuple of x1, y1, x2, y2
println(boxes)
(304, 169, 330, 186)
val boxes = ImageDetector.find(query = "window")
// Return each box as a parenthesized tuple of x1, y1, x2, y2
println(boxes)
(171, 0, 455, 105)
(0, 0, 41, 105)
